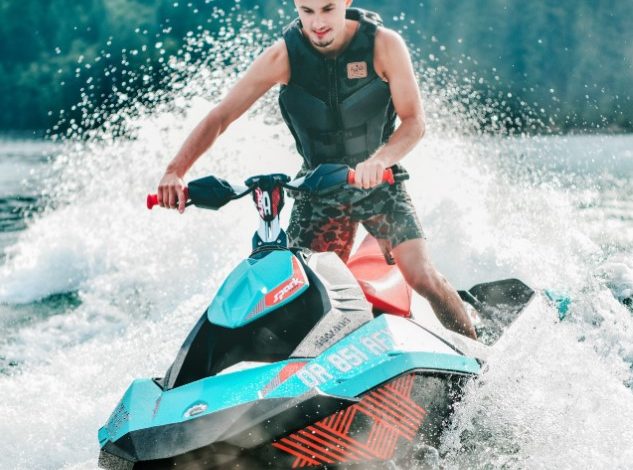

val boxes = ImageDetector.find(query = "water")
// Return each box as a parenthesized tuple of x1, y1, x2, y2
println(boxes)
(0, 140, 58, 260)
(1, 30, 633, 470)
(2, 129, 632, 468)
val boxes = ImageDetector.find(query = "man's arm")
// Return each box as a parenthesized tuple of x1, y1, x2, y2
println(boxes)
(354, 28, 426, 189)
(158, 41, 290, 211)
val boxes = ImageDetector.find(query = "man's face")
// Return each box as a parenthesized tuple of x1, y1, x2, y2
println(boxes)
(294, 0, 352, 50)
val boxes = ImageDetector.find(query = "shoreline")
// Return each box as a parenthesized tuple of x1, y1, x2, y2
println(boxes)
(0, 127, 631, 141)
(0, 130, 48, 141)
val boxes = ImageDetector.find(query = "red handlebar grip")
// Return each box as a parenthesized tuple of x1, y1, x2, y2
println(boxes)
(347, 168, 395, 185)
(147, 194, 159, 210)
(384, 169, 395, 185)
(146, 188, 189, 210)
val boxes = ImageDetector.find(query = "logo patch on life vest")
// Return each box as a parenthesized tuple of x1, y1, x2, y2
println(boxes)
(347, 61, 368, 79)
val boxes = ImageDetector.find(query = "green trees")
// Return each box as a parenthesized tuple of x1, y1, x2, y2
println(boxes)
(0, 0, 630, 132)
(0, 0, 106, 129)
(371, 0, 632, 132)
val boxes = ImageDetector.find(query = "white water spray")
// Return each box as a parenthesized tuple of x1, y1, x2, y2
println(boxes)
(1, 15, 632, 470)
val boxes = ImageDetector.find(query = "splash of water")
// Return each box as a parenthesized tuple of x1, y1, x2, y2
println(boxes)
(1, 8, 633, 470)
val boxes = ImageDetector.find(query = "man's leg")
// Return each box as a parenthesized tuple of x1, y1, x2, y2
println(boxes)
(358, 184, 476, 339)
(287, 195, 358, 261)
(392, 238, 477, 339)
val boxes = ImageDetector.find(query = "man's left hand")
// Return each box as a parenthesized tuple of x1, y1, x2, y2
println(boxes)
(354, 159, 387, 189)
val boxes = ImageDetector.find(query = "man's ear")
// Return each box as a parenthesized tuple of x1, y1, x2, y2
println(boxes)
(345, 0, 353, 7)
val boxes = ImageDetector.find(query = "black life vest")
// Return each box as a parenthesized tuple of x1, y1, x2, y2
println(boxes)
(279, 8, 397, 169)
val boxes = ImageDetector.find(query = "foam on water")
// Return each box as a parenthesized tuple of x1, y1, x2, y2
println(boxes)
(441, 296, 633, 468)
(1, 20, 633, 470)
(0, 109, 302, 468)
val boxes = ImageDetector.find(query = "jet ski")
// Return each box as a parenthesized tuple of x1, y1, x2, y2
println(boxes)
(98, 164, 537, 469)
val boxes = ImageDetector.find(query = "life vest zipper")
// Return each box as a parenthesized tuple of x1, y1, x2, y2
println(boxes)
(328, 58, 345, 156)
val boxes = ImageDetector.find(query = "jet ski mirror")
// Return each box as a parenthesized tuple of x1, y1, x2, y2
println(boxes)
(188, 176, 249, 210)
(286, 163, 407, 196)
(285, 164, 350, 196)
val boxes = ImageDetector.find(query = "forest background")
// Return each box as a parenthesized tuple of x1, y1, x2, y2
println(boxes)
(0, 0, 631, 134)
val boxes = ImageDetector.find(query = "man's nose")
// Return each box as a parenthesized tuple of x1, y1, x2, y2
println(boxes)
(313, 15, 326, 30)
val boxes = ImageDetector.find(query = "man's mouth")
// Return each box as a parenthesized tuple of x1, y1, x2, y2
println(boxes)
(314, 29, 331, 40)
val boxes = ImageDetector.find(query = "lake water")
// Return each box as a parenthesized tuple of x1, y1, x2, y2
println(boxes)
(0, 127, 631, 469)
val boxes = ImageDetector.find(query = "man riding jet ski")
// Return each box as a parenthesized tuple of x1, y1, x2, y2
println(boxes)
(156, 1, 477, 340)
(98, 165, 537, 469)
(100, 1, 539, 467)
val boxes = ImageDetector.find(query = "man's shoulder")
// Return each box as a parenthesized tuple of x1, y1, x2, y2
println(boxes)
(373, 28, 412, 80)
(265, 40, 289, 61)
(375, 27, 407, 50)
(250, 40, 289, 86)
(374, 28, 410, 62)
(260, 40, 290, 70)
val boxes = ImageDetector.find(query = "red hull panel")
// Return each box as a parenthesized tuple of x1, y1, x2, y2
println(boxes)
(347, 235, 412, 317)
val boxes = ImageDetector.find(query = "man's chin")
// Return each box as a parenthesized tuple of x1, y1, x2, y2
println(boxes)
(311, 38, 334, 49)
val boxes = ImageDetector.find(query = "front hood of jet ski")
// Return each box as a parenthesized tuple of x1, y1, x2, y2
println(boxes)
(99, 371, 473, 470)
(99, 388, 355, 466)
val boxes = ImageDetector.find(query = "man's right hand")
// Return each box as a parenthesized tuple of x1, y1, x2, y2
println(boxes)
(157, 172, 187, 213)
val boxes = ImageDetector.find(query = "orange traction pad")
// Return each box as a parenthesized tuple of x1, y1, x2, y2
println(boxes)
(272, 373, 426, 467)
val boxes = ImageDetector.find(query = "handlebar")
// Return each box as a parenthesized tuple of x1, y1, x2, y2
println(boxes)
(146, 165, 404, 211)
